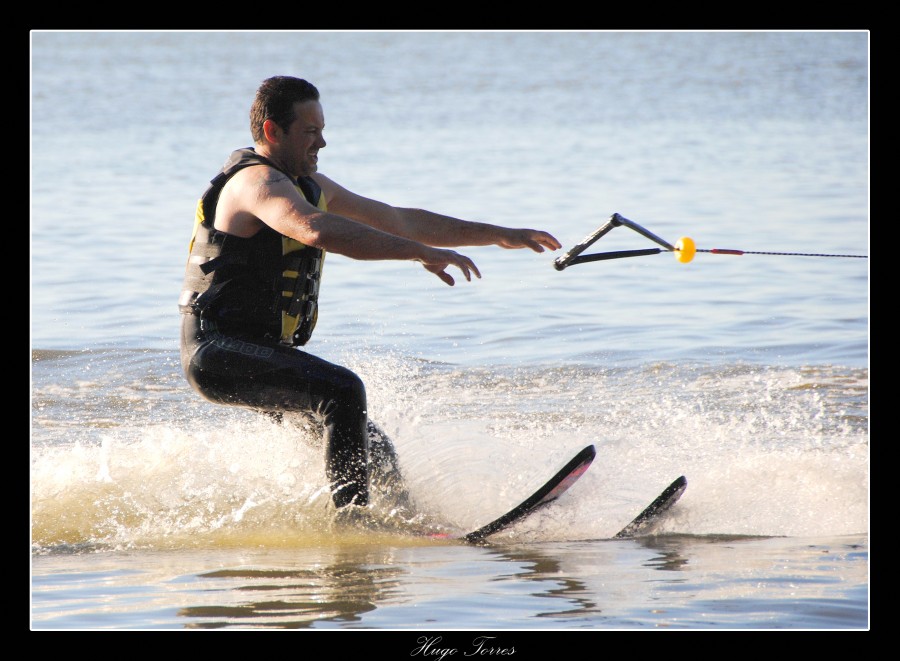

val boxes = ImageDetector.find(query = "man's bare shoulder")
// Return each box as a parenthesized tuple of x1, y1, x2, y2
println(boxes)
(230, 163, 294, 192)
(219, 165, 302, 212)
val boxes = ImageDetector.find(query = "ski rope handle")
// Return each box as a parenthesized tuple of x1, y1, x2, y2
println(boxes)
(554, 213, 868, 270)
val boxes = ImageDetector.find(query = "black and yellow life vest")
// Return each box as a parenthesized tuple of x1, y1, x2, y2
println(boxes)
(179, 148, 326, 346)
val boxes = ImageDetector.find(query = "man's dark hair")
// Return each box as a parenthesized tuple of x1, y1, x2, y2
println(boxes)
(250, 76, 320, 143)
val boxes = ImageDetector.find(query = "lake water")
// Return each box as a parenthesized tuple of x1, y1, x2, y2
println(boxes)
(30, 30, 869, 633)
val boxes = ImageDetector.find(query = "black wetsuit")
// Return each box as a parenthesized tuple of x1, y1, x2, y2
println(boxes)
(179, 148, 399, 508)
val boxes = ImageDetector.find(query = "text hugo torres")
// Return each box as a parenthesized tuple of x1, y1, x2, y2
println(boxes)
(411, 636, 516, 658)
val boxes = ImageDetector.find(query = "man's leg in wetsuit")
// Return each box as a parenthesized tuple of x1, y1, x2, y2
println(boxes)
(181, 317, 371, 508)
(367, 420, 412, 511)
(271, 415, 412, 511)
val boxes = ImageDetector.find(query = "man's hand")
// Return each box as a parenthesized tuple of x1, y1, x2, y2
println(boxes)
(420, 248, 482, 286)
(496, 228, 562, 253)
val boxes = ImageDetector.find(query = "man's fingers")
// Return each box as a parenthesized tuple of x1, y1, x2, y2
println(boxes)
(461, 258, 481, 280)
(533, 234, 562, 252)
(422, 251, 481, 286)
(498, 230, 561, 252)
(436, 270, 455, 286)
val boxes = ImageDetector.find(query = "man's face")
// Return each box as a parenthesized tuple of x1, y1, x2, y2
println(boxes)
(281, 100, 326, 177)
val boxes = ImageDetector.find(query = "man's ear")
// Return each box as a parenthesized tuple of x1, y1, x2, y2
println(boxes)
(262, 118, 281, 144)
